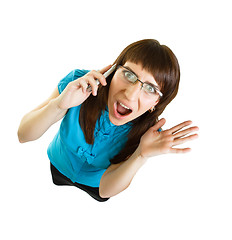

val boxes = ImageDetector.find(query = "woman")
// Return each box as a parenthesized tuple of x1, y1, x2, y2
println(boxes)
(18, 39, 199, 202)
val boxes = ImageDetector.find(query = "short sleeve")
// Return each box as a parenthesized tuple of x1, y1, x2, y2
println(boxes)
(58, 69, 90, 94)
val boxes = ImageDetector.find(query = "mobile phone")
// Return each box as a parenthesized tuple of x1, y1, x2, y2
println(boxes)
(87, 64, 116, 92)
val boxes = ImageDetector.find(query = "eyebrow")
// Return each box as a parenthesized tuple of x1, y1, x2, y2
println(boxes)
(123, 66, 139, 78)
(123, 65, 160, 88)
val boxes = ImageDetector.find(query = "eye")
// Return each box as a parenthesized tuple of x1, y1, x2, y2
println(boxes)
(143, 83, 156, 94)
(123, 71, 137, 82)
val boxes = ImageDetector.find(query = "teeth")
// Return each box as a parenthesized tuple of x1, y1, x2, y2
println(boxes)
(119, 102, 130, 110)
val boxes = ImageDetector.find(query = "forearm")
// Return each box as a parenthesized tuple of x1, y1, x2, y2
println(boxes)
(99, 148, 147, 198)
(18, 99, 67, 143)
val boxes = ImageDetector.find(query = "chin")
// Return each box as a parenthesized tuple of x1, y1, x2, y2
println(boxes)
(108, 114, 125, 126)
(108, 112, 132, 126)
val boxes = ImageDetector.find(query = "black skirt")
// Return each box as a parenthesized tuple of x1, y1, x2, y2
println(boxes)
(50, 163, 109, 202)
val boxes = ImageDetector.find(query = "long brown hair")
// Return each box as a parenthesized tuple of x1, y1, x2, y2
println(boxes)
(79, 39, 180, 164)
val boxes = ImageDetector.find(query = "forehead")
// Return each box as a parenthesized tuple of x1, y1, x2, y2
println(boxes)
(123, 61, 159, 87)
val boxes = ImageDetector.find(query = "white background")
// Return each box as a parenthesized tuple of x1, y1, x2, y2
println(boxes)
(1, 0, 231, 239)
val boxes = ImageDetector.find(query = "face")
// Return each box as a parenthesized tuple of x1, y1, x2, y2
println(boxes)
(107, 61, 161, 126)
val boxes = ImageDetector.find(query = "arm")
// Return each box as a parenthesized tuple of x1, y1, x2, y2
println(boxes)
(99, 118, 199, 198)
(99, 148, 147, 198)
(17, 65, 111, 143)
(17, 87, 67, 143)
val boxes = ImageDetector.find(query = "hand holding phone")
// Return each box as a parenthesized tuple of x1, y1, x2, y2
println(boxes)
(87, 64, 116, 92)
(55, 64, 117, 110)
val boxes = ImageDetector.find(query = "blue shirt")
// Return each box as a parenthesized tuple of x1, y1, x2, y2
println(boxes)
(47, 69, 132, 187)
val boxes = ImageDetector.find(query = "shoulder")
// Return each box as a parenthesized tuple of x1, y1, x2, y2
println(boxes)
(61, 69, 90, 83)
(73, 69, 90, 79)
(58, 69, 90, 94)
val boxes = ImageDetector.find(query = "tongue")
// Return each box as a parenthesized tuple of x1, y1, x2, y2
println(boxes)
(117, 102, 131, 115)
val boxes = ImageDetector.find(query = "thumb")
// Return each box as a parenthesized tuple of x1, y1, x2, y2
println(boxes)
(151, 118, 166, 132)
(99, 64, 112, 74)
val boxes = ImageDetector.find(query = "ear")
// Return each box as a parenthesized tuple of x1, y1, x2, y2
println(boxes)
(152, 98, 160, 108)
(154, 98, 159, 105)
(149, 106, 155, 113)
(149, 99, 159, 112)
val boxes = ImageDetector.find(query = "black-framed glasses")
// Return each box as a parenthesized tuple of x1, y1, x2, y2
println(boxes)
(117, 65, 163, 98)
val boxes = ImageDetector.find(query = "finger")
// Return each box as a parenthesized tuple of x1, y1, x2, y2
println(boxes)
(151, 118, 166, 132)
(170, 147, 191, 154)
(173, 126, 199, 139)
(173, 133, 198, 146)
(99, 65, 112, 75)
(85, 76, 99, 96)
(78, 78, 89, 94)
(89, 70, 107, 86)
(169, 120, 192, 134)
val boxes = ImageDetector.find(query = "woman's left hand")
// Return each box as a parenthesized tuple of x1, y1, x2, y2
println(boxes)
(137, 118, 199, 158)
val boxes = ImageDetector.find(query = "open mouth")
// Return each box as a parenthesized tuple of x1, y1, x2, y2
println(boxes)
(115, 101, 132, 117)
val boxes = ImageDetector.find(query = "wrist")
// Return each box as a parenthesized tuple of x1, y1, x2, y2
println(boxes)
(48, 98, 67, 120)
(133, 146, 148, 164)
(50, 98, 64, 111)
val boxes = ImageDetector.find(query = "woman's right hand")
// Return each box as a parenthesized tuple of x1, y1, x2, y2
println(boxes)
(55, 65, 112, 110)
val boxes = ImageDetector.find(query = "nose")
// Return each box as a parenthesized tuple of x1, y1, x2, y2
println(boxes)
(124, 82, 142, 101)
